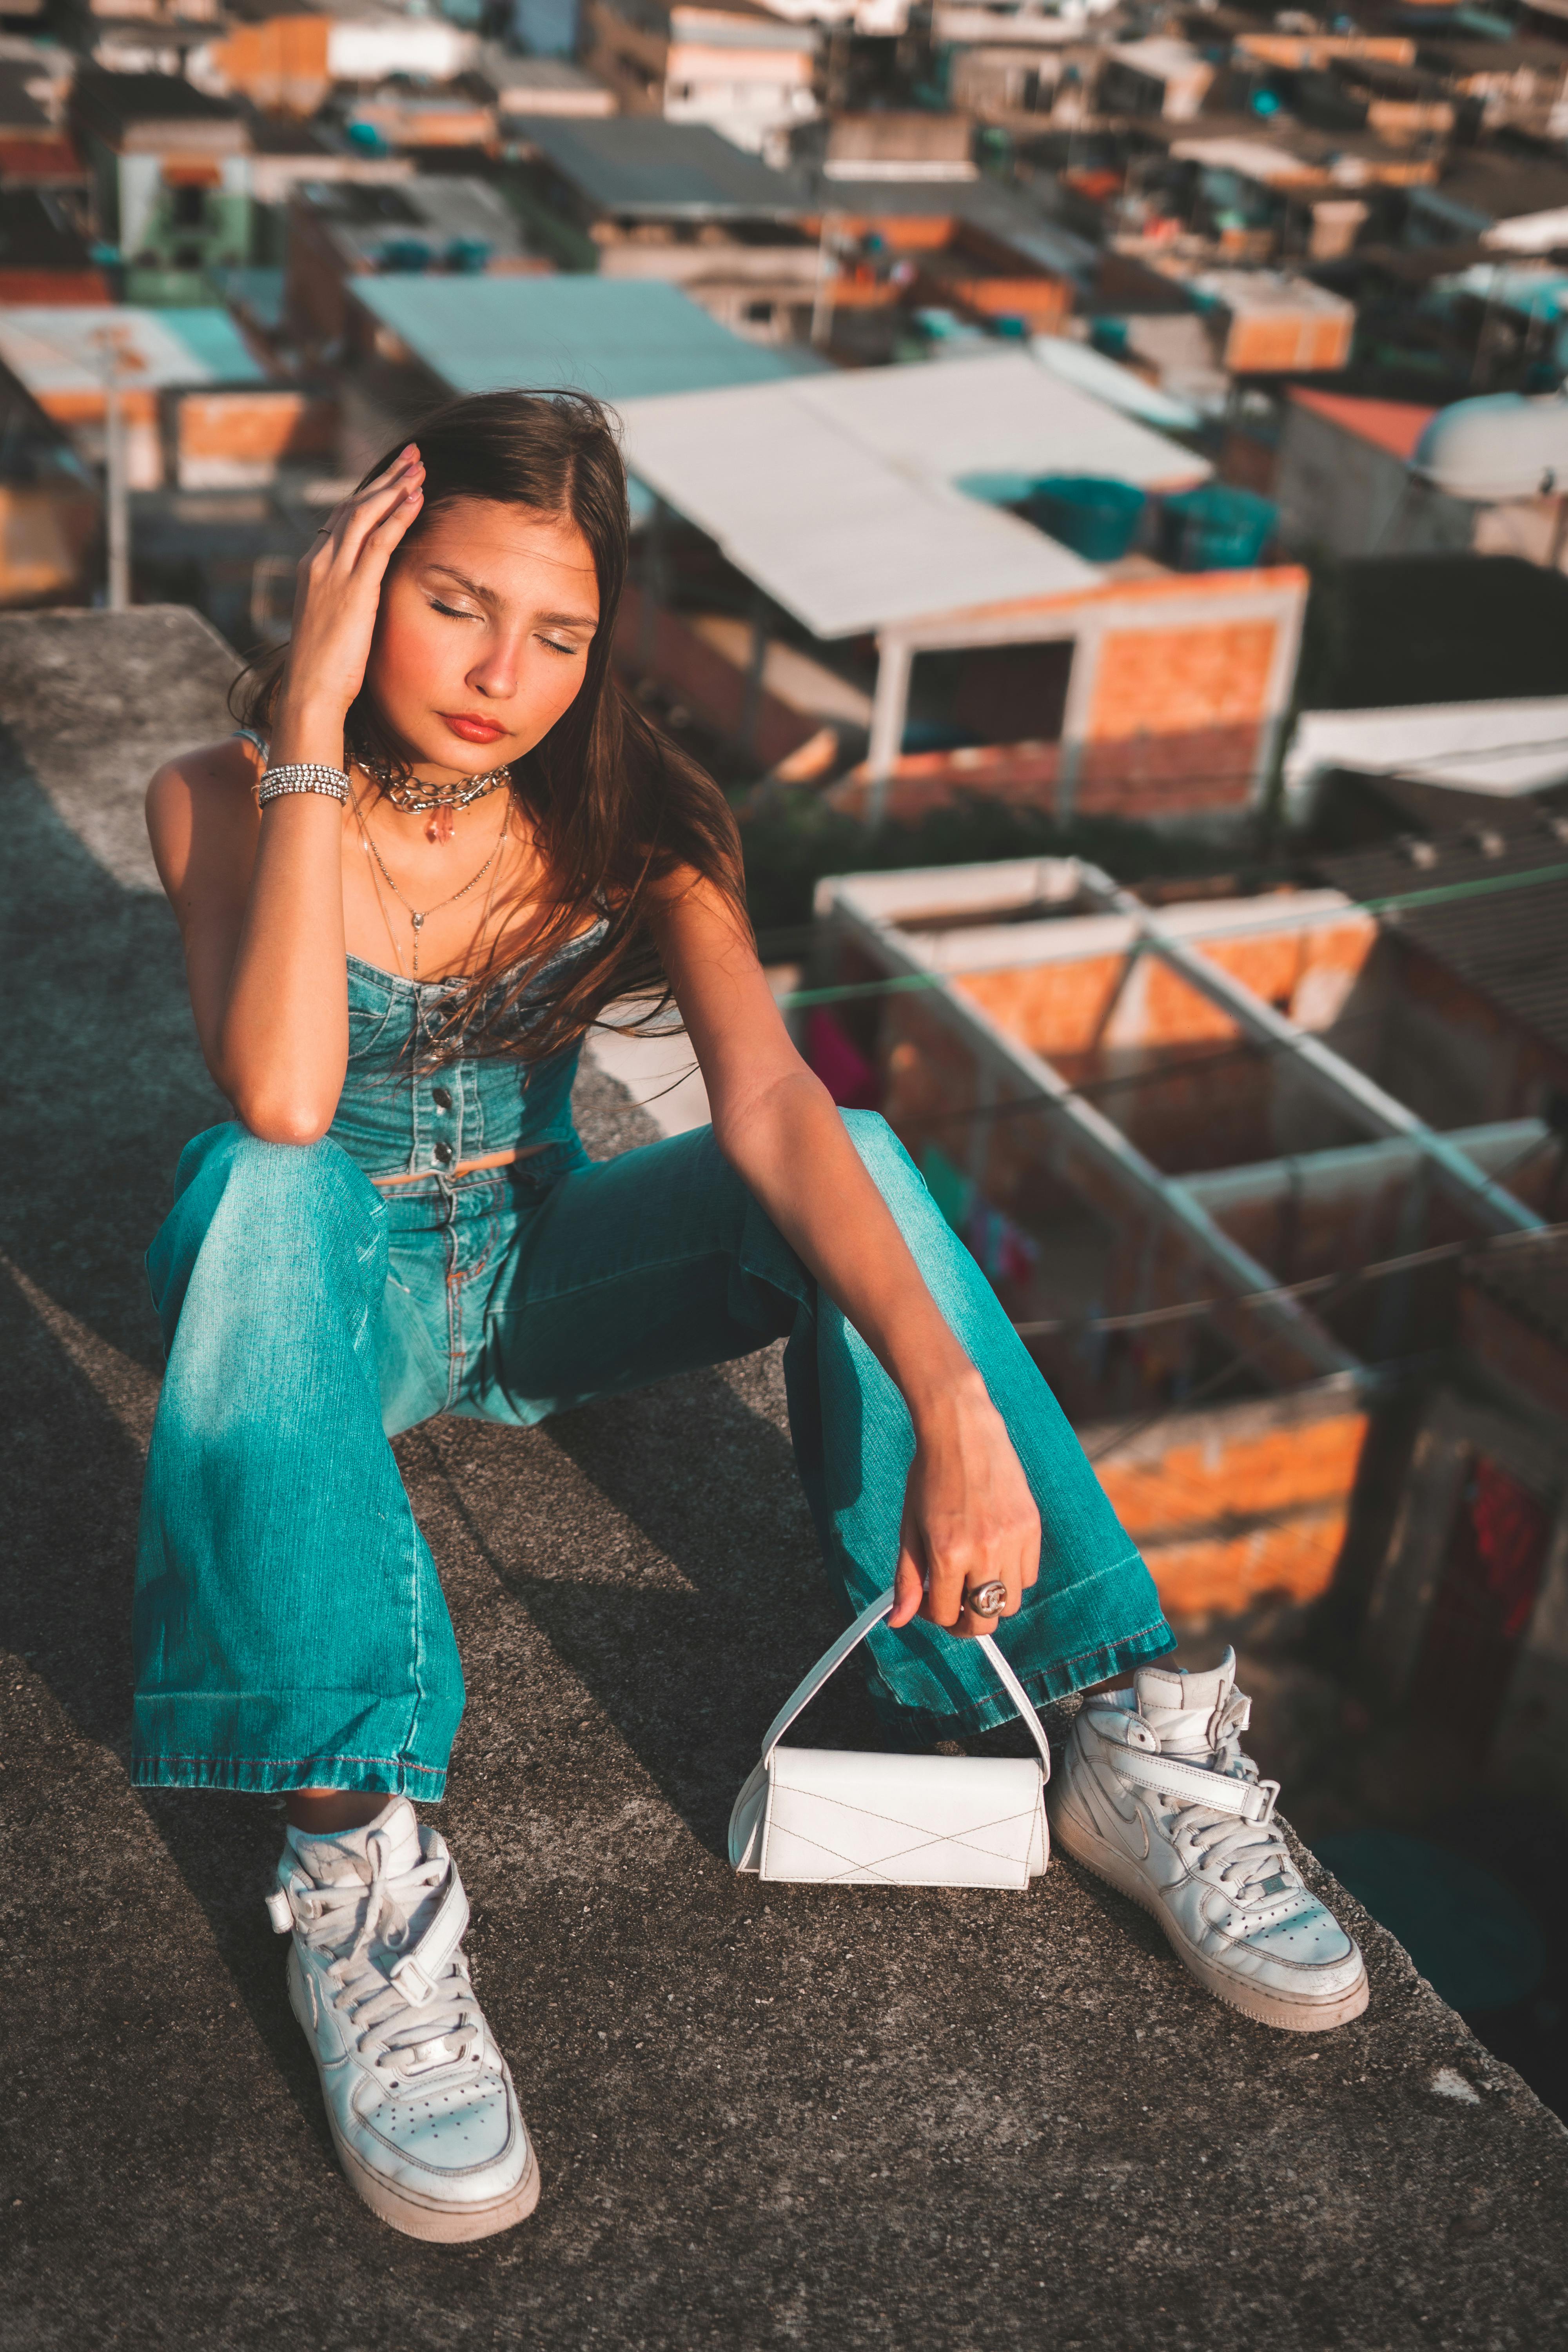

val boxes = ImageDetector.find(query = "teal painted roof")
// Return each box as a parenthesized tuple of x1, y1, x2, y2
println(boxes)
(350, 275, 818, 402)
(158, 306, 267, 381)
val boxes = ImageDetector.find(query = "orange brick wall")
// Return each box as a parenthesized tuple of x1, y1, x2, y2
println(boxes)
(207, 15, 330, 112)
(1094, 1408, 1370, 1615)
(1223, 311, 1355, 374)
(1087, 619, 1279, 741)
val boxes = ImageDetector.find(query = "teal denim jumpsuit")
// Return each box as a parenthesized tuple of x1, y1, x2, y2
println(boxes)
(132, 941, 1173, 1798)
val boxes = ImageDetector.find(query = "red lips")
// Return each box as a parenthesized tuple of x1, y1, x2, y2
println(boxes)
(442, 713, 506, 744)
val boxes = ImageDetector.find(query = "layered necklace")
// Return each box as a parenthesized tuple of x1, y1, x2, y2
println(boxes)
(355, 748, 513, 845)
(353, 776, 512, 979)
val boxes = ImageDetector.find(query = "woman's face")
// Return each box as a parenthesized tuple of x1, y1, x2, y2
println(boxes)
(364, 494, 601, 777)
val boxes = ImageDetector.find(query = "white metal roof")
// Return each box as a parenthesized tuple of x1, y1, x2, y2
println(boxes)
(617, 352, 1202, 639)
(1286, 698, 1568, 800)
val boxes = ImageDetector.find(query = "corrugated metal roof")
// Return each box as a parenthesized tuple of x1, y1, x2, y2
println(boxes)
(350, 274, 815, 401)
(0, 304, 263, 396)
(1317, 823, 1568, 1062)
(512, 115, 811, 218)
(618, 351, 1210, 637)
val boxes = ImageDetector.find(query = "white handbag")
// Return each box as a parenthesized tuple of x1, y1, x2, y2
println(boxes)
(728, 1587, 1052, 1889)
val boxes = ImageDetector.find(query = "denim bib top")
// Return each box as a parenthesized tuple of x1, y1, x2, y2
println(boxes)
(328, 926, 606, 1182)
(228, 734, 606, 1183)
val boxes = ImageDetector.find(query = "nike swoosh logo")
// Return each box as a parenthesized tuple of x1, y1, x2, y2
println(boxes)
(1083, 1767, 1151, 1858)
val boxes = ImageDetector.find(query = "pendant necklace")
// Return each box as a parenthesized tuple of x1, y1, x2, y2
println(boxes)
(355, 750, 512, 845)
(357, 792, 512, 977)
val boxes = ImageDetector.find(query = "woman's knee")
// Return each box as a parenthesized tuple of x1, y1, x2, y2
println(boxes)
(176, 1121, 371, 1225)
(840, 1109, 923, 1200)
(151, 1125, 384, 1352)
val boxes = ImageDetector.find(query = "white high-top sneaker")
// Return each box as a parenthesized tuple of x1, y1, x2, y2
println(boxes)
(267, 1797, 540, 2240)
(1047, 1653, 1368, 2032)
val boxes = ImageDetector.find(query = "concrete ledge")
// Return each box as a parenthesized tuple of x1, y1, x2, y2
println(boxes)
(2, 610, 1566, 2348)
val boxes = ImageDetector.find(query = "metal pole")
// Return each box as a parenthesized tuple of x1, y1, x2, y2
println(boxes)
(104, 358, 130, 611)
(864, 637, 911, 829)
(739, 588, 769, 755)
(810, 211, 840, 351)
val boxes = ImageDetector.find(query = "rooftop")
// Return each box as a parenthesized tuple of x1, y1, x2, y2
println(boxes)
(515, 113, 812, 220)
(4, 603, 1567, 2347)
(618, 350, 1207, 639)
(296, 173, 542, 270)
(477, 46, 615, 117)
(1287, 388, 1437, 464)
(72, 66, 245, 152)
(0, 186, 100, 276)
(0, 304, 265, 399)
(1316, 826, 1568, 1065)
(348, 272, 818, 403)
(1287, 696, 1568, 800)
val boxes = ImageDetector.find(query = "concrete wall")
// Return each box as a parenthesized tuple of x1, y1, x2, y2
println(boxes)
(614, 581, 820, 770)
(1275, 401, 1474, 559)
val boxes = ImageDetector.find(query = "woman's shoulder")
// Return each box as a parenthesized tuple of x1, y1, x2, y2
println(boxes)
(145, 732, 264, 898)
(147, 731, 261, 824)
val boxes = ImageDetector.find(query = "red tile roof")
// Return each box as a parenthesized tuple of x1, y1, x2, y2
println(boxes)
(1288, 387, 1438, 462)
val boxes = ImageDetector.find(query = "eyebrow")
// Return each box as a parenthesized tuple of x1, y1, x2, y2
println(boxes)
(425, 563, 597, 629)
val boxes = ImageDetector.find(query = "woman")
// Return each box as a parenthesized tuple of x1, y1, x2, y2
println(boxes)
(140, 389, 1365, 2246)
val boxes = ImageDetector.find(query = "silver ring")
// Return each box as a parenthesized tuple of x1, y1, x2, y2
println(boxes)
(963, 1580, 1008, 1618)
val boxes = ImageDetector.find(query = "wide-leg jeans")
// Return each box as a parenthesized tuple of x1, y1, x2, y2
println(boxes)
(132, 1112, 1172, 1797)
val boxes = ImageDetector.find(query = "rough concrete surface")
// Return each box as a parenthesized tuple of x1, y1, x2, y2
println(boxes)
(1, 608, 1566, 2351)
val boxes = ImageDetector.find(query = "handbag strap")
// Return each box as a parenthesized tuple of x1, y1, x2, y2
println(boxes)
(760, 1586, 1052, 1779)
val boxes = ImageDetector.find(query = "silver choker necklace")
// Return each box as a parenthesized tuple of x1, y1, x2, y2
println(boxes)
(356, 752, 513, 842)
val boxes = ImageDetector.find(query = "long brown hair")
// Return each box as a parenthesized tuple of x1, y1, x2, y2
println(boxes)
(232, 387, 747, 1064)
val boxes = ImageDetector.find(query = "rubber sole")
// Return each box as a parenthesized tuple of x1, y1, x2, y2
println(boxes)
(329, 2112, 541, 2244)
(288, 1954, 541, 2241)
(1049, 1798, 1370, 2034)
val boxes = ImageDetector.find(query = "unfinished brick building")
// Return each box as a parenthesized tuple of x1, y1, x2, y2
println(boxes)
(805, 850, 1568, 1789)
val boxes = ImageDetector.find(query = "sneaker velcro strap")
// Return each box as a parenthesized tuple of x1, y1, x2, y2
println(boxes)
(387, 1866, 470, 2008)
(1108, 1749, 1272, 1818)
(265, 1884, 294, 1935)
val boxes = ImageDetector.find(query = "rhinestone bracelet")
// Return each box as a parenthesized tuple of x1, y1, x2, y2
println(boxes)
(258, 761, 350, 807)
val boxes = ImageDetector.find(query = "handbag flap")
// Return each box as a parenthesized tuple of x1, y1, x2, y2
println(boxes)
(761, 1746, 1045, 1889)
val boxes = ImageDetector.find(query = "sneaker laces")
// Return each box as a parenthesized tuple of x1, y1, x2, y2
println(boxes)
(293, 1830, 486, 2087)
(1156, 1691, 1304, 1914)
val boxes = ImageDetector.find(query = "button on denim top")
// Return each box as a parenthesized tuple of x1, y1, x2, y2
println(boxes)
(328, 927, 606, 1182)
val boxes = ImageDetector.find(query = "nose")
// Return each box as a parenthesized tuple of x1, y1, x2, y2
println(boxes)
(466, 629, 521, 702)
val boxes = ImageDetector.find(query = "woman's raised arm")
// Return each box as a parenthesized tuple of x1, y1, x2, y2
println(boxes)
(145, 445, 426, 1143)
(653, 872, 1042, 1642)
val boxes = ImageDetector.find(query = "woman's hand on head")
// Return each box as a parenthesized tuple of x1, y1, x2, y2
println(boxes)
(889, 1376, 1041, 1639)
(278, 445, 425, 729)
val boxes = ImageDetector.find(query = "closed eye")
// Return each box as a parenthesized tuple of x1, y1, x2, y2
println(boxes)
(429, 597, 481, 621)
(539, 635, 582, 657)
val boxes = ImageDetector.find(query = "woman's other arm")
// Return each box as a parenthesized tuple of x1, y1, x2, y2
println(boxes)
(653, 874, 1040, 1639)
(144, 446, 425, 1143)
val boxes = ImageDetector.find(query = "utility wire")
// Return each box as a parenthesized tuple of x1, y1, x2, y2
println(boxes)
(775, 856, 1568, 1015)
(1012, 1210, 1568, 1344)
(1013, 1127, 1560, 1345)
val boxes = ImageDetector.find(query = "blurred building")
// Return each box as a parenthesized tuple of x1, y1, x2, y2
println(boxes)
(805, 847, 1568, 1797)
(71, 69, 250, 307)
(285, 175, 552, 358)
(615, 351, 1304, 826)
(583, 0, 820, 156)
